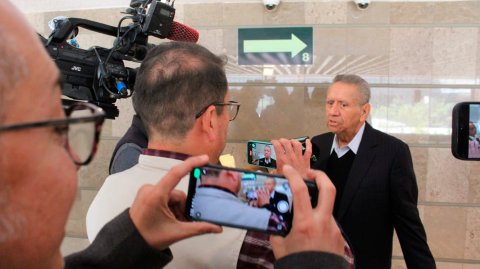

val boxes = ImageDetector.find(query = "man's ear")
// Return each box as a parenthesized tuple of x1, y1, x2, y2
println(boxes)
(200, 105, 218, 142)
(361, 103, 371, 122)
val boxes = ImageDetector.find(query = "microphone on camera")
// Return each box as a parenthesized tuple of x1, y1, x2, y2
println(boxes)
(167, 21, 199, 43)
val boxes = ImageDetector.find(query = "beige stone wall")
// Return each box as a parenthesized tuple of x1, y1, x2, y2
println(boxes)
(22, 1, 480, 267)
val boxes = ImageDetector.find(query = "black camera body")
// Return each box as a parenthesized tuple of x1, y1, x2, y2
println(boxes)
(41, 0, 175, 119)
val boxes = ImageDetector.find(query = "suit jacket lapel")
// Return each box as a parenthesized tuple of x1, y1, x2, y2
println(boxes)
(313, 133, 334, 171)
(337, 123, 378, 221)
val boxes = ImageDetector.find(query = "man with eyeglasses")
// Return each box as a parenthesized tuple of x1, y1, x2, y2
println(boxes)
(0, 1, 351, 268)
(86, 41, 253, 268)
(85, 40, 355, 269)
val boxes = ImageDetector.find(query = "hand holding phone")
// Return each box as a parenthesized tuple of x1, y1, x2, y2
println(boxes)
(271, 138, 313, 178)
(186, 164, 318, 236)
(247, 137, 312, 169)
(270, 165, 345, 259)
(129, 155, 222, 251)
(452, 102, 480, 160)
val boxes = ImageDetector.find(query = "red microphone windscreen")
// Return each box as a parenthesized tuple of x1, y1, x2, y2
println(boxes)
(167, 21, 199, 43)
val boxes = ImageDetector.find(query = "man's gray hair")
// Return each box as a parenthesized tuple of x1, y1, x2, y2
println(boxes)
(333, 74, 371, 105)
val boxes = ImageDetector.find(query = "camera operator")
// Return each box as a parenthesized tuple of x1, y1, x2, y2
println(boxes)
(0, 1, 348, 268)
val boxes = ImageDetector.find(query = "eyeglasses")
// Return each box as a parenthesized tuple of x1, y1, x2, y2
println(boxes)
(0, 103, 105, 165)
(195, 101, 241, 121)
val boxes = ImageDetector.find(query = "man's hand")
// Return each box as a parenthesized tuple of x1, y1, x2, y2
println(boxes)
(270, 165, 344, 259)
(256, 189, 270, 207)
(129, 155, 223, 251)
(271, 138, 312, 178)
(252, 159, 259, 165)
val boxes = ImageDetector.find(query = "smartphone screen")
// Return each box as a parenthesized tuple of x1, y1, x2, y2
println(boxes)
(186, 164, 318, 236)
(452, 102, 480, 160)
(247, 137, 312, 169)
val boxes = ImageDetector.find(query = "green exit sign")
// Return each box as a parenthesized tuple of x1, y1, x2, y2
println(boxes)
(238, 27, 313, 65)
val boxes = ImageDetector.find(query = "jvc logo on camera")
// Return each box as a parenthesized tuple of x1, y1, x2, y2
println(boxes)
(71, 66, 82, 72)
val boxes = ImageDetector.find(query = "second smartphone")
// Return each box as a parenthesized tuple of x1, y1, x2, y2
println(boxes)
(247, 136, 318, 169)
(185, 164, 318, 236)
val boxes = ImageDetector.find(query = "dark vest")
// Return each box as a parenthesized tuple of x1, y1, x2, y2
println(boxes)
(326, 150, 355, 217)
(109, 115, 148, 174)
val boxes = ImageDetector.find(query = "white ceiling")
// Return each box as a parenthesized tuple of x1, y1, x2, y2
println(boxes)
(13, 0, 475, 14)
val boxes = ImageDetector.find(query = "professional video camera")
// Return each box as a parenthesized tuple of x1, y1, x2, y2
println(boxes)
(40, 0, 198, 119)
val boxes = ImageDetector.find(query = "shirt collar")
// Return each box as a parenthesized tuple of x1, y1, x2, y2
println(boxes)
(265, 158, 271, 164)
(330, 123, 366, 157)
(142, 148, 191, 161)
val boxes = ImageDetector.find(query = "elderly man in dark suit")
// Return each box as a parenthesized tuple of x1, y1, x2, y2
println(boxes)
(273, 74, 436, 269)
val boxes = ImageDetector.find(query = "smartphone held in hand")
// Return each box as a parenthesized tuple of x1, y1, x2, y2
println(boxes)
(185, 164, 318, 236)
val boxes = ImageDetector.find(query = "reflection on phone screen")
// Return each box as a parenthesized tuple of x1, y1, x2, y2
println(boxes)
(189, 166, 293, 235)
(468, 104, 480, 158)
(250, 143, 277, 168)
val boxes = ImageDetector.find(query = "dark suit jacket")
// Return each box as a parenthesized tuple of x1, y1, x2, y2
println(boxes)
(258, 157, 277, 168)
(263, 191, 291, 221)
(311, 123, 435, 269)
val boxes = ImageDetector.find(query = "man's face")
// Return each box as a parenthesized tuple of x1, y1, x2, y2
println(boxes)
(326, 82, 370, 138)
(470, 123, 477, 136)
(0, 3, 78, 268)
(264, 178, 276, 193)
(264, 146, 271, 159)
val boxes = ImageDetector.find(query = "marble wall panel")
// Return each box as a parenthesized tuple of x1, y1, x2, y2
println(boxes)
(174, 4, 185, 24)
(227, 86, 305, 141)
(61, 237, 90, 256)
(23, 12, 48, 35)
(465, 207, 480, 260)
(423, 206, 467, 259)
(75, 7, 126, 27)
(433, 1, 480, 24)
(411, 147, 428, 202)
(390, 2, 435, 24)
(346, 28, 390, 83)
(73, 33, 116, 53)
(432, 28, 478, 85)
(263, 2, 305, 25)
(305, 28, 347, 83)
(101, 119, 113, 137)
(66, 190, 98, 236)
(435, 263, 465, 269)
(389, 28, 433, 84)
(426, 148, 469, 203)
(465, 265, 480, 269)
(223, 28, 238, 57)
(304, 2, 347, 25)
(184, 3, 223, 27)
(78, 140, 117, 188)
(468, 161, 480, 203)
(391, 260, 407, 269)
(346, 1, 390, 24)
(112, 98, 135, 138)
(222, 142, 248, 169)
(477, 30, 480, 85)
(303, 87, 329, 138)
(197, 29, 224, 55)
(223, 3, 263, 26)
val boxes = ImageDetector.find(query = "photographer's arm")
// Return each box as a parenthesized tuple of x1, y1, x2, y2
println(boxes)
(65, 156, 222, 269)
